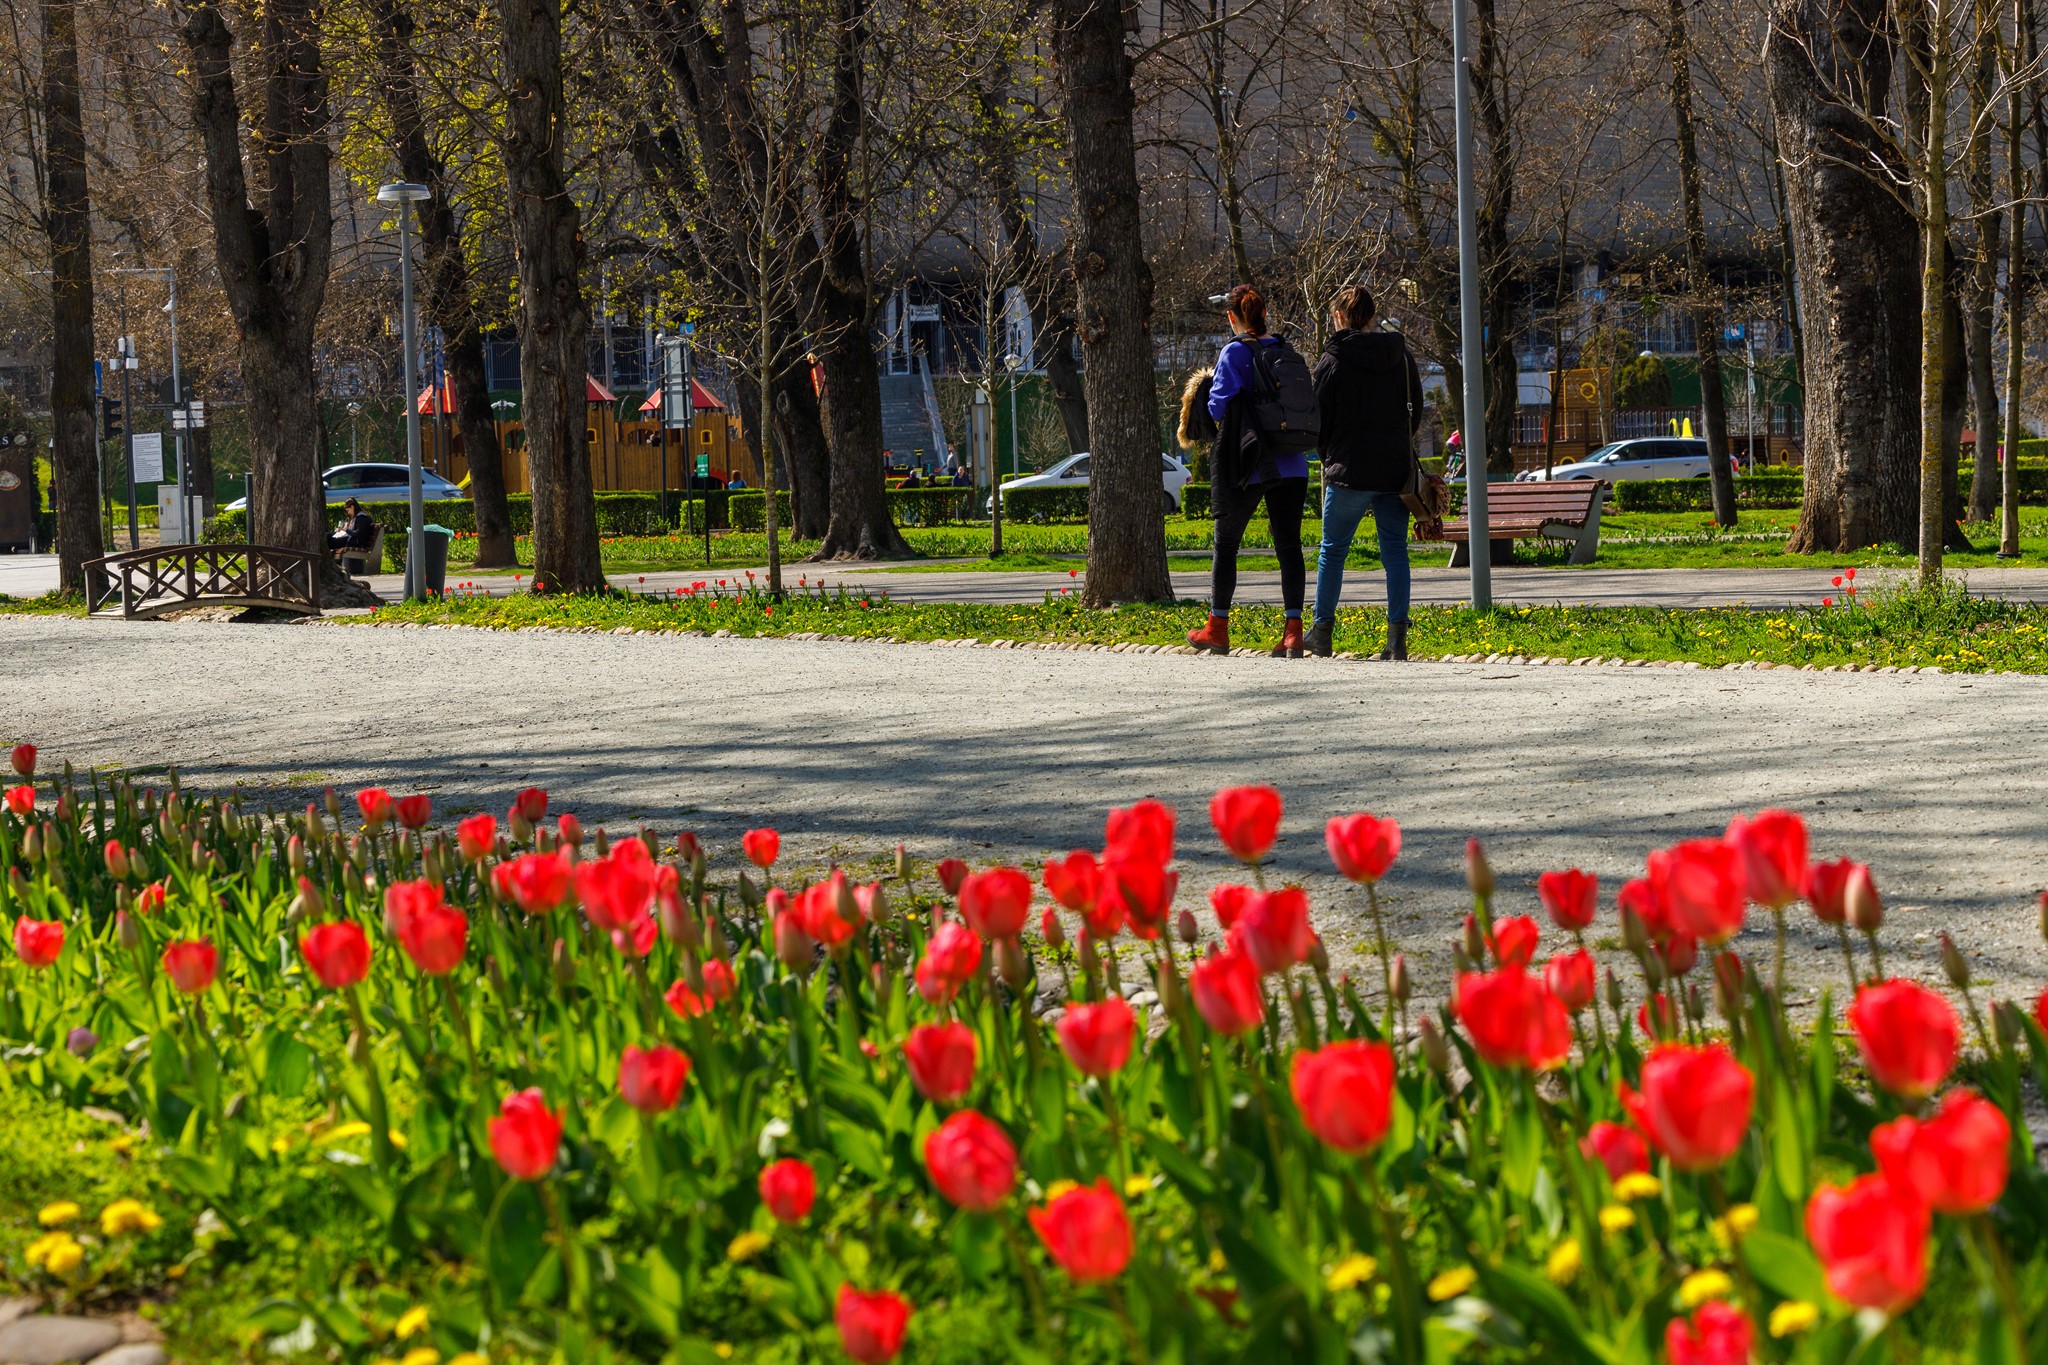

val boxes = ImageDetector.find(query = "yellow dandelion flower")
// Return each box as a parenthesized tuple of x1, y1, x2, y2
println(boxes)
(37, 1201, 80, 1227)
(1426, 1267, 1477, 1302)
(43, 1237, 84, 1277)
(1043, 1179, 1080, 1203)
(1677, 1269, 1736, 1309)
(24, 1231, 68, 1268)
(319, 1121, 373, 1144)
(1711, 1203, 1759, 1246)
(100, 1199, 163, 1236)
(395, 1306, 430, 1340)
(399, 1350, 440, 1365)
(388, 1130, 410, 1150)
(1325, 1254, 1378, 1292)
(1769, 1300, 1820, 1338)
(713, 1347, 734, 1361)
(1598, 1204, 1636, 1234)
(1123, 1174, 1153, 1199)
(270, 1134, 295, 1155)
(107, 1134, 137, 1156)
(726, 1230, 771, 1262)
(1545, 1239, 1581, 1285)
(447, 1356, 487, 1365)
(1207, 1249, 1227, 1274)
(1613, 1172, 1662, 1202)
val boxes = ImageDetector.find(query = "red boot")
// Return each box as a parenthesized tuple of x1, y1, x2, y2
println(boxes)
(1272, 618, 1305, 658)
(1187, 614, 1230, 654)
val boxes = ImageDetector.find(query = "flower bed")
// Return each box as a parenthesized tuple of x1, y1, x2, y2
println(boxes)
(3, 741, 2047, 1363)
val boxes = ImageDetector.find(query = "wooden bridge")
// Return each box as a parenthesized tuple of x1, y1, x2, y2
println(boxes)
(83, 543, 323, 620)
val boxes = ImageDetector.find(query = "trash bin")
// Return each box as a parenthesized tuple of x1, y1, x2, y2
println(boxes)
(403, 524, 454, 599)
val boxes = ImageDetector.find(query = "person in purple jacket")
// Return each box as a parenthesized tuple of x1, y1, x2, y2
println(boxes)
(1186, 284, 1311, 658)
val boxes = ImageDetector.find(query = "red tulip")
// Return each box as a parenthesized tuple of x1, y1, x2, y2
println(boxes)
(1325, 813, 1400, 883)
(1231, 887, 1316, 975)
(396, 794, 432, 830)
(495, 851, 572, 913)
(1057, 997, 1136, 1076)
(1804, 857, 1859, 923)
(1290, 1039, 1395, 1154)
(386, 880, 469, 975)
(1455, 965, 1571, 1069)
(1657, 932, 1699, 978)
(1806, 1173, 1931, 1312)
(511, 787, 549, 824)
(1872, 1088, 2009, 1215)
(1544, 948, 1597, 1012)
(103, 839, 130, 880)
(759, 1157, 816, 1223)
(742, 827, 780, 868)
(773, 903, 815, 969)
(1580, 1120, 1650, 1181)
(556, 814, 583, 847)
(356, 787, 394, 829)
(835, 1284, 911, 1364)
(8, 742, 34, 777)
(1209, 882, 1253, 929)
(1646, 839, 1747, 945)
(676, 831, 702, 863)
(488, 1088, 563, 1181)
(924, 1109, 1018, 1211)
(611, 913, 658, 957)
(457, 813, 498, 862)
(134, 882, 166, 915)
(1620, 1042, 1753, 1170)
(1617, 876, 1666, 939)
(1638, 992, 1678, 1038)
(162, 939, 217, 995)
(959, 867, 1033, 939)
(1105, 798, 1175, 867)
(1725, 809, 1808, 910)
(795, 875, 856, 949)
(3, 785, 31, 818)
(904, 1022, 977, 1102)
(914, 922, 982, 1005)
(1537, 868, 1597, 931)
(1189, 945, 1265, 1034)
(1209, 784, 1281, 862)
(299, 921, 371, 989)
(1485, 914, 1540, 968)
(618, 1043, 692, 1113)
(935, 857, 970, 896)
(1029, 1179, 1132, 1282)
(1080, 880, 1129, 940)
(1042, 851, 1099, 910)
(575, 838, 660, 931)
(665, 958, 736, 1018)
(1105, 851, 1176, 939)
(1848, 979, 1958, 1100)
(13, 917, 62, 968)
(1665, 1302, 1754, 1365)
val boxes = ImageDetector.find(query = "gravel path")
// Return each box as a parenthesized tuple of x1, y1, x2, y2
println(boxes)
(5, 614, 2045, 1007)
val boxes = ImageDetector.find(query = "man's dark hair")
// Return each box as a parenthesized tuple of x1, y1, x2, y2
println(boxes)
(1332, 285, 1377, 331)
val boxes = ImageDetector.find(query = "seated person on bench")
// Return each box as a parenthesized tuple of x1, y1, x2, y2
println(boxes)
(327, 498, 375, 553)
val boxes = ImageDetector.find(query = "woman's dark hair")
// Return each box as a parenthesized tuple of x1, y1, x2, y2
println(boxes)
(1331, 285, 1377, 331)
(1224, 284, 1267, 336)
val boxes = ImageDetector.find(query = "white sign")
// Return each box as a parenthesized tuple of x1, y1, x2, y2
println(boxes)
(132, 432, 164, 483)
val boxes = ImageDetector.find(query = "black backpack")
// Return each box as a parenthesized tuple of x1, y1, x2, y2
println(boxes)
(1236, 335, 1321, 457)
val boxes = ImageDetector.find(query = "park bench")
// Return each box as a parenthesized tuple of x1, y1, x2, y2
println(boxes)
(334, 524, 384, 577)
(82, 543, 323, 620)
(1443, 480, 1606, 567)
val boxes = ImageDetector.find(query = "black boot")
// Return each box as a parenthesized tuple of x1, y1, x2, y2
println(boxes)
(1304, 620, 1333, 657)
(1379, 621, 1409, 661)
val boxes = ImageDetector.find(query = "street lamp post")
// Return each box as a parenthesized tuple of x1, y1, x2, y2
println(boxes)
(1449, 0, 1491, 609)
(378, 182, 431, 600)
(999, 352, 1022, 558)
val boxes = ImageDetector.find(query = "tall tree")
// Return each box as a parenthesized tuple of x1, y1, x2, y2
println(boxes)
(1961, 0, 2002, 523)
(1665, 0, 1738, 525)
(369, 0, 518, 568)
(500, 0, 605, 592)
(41, 0, 100, 589)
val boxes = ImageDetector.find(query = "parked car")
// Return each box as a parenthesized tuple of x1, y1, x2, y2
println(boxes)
(990, 451, 1193, 514)
(221, 463, 467, 511)
(1516, 438, 1742, 483)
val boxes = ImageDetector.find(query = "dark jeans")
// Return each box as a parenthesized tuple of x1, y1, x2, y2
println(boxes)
(1210, 476, 1307, 617)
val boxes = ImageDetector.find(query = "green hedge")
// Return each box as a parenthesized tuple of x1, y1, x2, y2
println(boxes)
(1002, 485, 1092, 522)
(889, 487, 982, 526)
(1610, 473, 1805, 512)
(1182, 484, 1212, 518)
(722, 491, 795, 533)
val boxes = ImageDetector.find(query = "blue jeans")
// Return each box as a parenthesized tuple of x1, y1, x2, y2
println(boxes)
(1313, 487, 1410, 625)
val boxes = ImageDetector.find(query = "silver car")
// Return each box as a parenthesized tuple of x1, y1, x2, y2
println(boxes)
(989, 451, 1193, 514)
(222, 463, 466, 510)
(1517, 438, 1734, 483)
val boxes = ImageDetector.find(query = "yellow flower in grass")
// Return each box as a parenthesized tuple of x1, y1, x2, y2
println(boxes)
(99, 1199, 162, 1236)
(1711, 1203, 1759, 1247)
(1613, 1172, 1662, 1202)
(37, 1201, 80, 1227)
(1677, 1269, 1736, 1309)
(1426, 1267, 1477, 1302)
(1597, 1204, 1636, 1234)
(713, 1347, 734, 1361)
(1769, 1301, 1820, 1338)
(395, 1306, 430, 1340)
(319, 1121, 373, 1144)
(399, 1350, 440, 1365)
(1043, 1179, 1079, 1203)
(447, 1355, 489, 1365)
(1123, 1174, 1154, 1199)
(25, 1230, 76, 1270)
(40, 1234, 84, 1278)
(107, 1134, 137, 1156)
(726, 1230, 771, 1263)
(1325, 1254, 1378, 1292)
(1207, 1249, 1228, 1275)
(1545, 1239, 1581, 1285)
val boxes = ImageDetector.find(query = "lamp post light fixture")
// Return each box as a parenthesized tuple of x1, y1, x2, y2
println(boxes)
(378, 181, 431, 600)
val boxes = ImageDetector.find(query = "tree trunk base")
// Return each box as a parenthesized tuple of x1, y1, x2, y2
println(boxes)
(319, 560, 388, 609)
(808, 523, 913, 560)
(470, 535, 518, 570)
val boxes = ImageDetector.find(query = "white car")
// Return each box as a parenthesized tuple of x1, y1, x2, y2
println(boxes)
(1516, 438, 1736, 483)
(221, 462, 466, 510)
(991, 451, 1193, 514)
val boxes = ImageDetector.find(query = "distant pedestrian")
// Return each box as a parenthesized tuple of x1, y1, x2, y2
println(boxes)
(727, 472, 748, 489)
(327, 498, 375, 553)
(1304, 286, 1425, 661)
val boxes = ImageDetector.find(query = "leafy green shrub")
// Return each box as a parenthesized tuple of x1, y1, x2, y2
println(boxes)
(1181, 483, 1212, 518)
(888, 487, 981, 526)
(1003, 485, 1092, 522)
(723, 490, 795, 532)
(1611, 473, 1805, 512)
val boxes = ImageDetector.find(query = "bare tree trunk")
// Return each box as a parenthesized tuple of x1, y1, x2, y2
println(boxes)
(1471, 0, 1518, 474)
(775, 362, 832, 540)
(42, 0, 101, 591)
(2001, 0, 2034, 556)
(500, 0, 604, 592)
(1919, 0, 1954, 588)
(1051, 0, 1171, 604)
(371, 0, 516, 567)
(1964, 0, 2003, 523)
(1767, 0, 1922, 552)
(1667, 0, 1737, 523)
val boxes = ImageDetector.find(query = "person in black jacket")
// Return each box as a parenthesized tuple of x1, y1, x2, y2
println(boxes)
(326, 498, 375, 552)
(1305, 286, 1426, 659)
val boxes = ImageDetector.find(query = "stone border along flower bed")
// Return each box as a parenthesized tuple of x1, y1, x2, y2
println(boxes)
(6, 741, 2048, 1364)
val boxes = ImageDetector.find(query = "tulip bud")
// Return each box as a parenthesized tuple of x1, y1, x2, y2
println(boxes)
(1846, 866, 1883, 933)
(706, 913, 732, 961)
(2037, 891, 2047, 946)
(510, 810, 534, 843)
(1460, 913, 1485, 962)
(738, 871, 763, 909)
(1078, 931, 1101, 978)
(1686, 981, 1706, 1023)
(836, 875, 860, 926)
(303, 803, 323, 842)
(1390, 953, 1411, 1004)
(1464, 837, 1494, 899)
(1994, 1000, 2022, 1051)
(1939, 932, 1971, 990)
(658, 891, 696, 947)
(1619, 904, 1649, 955)
(689, 847, 707, 888)
(53, 794, 71, 823)
(559, 815, 584, 848)
(867, 883, 892, 926)
(774, 911, 814, 970)
(1451, 944, 1475, 975)
(23, 825, 40, 862)
(1712, 951, 1744, 1019)
(116, 910, 140, 950)
(114, 885, 131, 914)
(1158, 957, 1181, 1012)
(103, 841, 129, 880)
(295, 876, 329, 920)
(1309, 936, 1330, 974)
(997, 937, 1029, 990)
(894, 843, 910, 883)
(66, 1026, 97, 1058)
(1176, 909, 1199, 945)
(592, 828, 610, 858)
(1041, 912, 1067, 950)
(1641, 950, 1665, 987)
(551, 938, 575, 990)
(1418, 1015, 1451, 1074)
(324, 788, 341, 820)
(1604, 966, 1624, 1014)
(288, 834, 308, 874)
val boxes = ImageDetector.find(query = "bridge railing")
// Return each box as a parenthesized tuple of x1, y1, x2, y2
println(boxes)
(82, 543, 323, 620)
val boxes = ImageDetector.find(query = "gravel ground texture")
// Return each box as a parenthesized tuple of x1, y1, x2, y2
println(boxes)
(4, 613, 2045, 1010)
